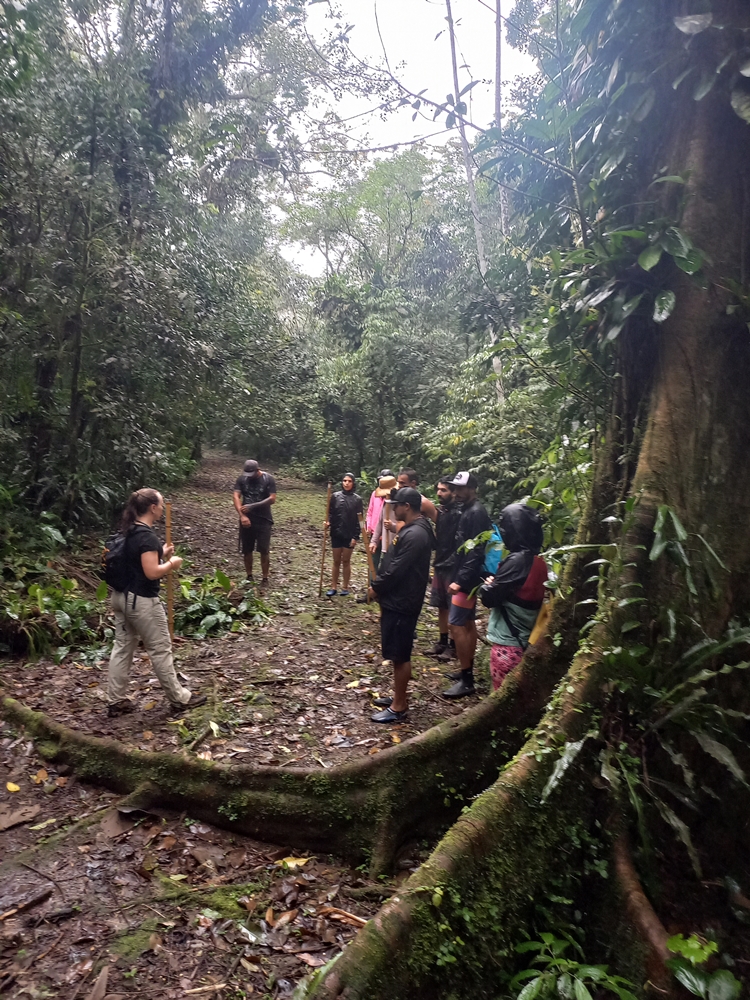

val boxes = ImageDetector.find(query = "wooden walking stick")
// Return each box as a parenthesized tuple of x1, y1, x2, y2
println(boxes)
(318, 482, 333, 598)
(165, 500, 174, 639)
(359, 514, 377, 603)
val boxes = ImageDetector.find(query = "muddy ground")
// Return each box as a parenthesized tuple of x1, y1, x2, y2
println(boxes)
(0, 453, 490, 999)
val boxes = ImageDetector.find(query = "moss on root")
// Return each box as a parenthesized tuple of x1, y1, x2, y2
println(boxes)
(0, 630, 571, 874)
(302, 645, 625, 1000)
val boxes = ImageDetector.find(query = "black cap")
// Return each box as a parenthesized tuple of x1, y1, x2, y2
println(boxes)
(391, 487, 422, 509)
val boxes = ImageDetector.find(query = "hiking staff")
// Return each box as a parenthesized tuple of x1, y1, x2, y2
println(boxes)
(359, 514, 377, 603)
(318, 482, 333, 597)
(165, 500, 174, 639)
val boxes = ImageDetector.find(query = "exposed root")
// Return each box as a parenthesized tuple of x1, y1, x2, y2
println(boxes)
(303, 646, 608, 1000)
(0, 632, 567, 874)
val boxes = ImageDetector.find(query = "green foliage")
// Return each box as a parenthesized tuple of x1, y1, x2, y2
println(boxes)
(0, 575, 107, 655)
(509, 933, 637, 1000)
(666, 935, 742, 1000)
(175, 572, 271, 638)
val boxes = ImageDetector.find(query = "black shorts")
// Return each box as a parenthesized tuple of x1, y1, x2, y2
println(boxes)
(429, 571, 451, 610)
(380, 608, 420, 664)
(330, 532, 355, 550)
(240, 521, 272, 555)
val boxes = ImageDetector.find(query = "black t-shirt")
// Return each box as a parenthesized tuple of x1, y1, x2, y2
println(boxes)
(127, 524, 163, 598)
(234, 472, 277, 524)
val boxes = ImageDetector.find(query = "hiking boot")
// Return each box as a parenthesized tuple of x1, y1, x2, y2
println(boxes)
(436, 650, 454, 662)
(356, 594, 368, 604)
(107, 699, 135, 718)
(325, 588, 337, 597)
(442, 673, 476, 699)
(444, 669, 463, 681)
(371, 706, 408, 724)
(170, 692, 207, 714)
(261, 577, 269, 586)
(372, 695, 393, 707)
(424, 641, 448, 658)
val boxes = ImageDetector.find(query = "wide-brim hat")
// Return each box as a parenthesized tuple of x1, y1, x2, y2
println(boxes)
(374, 475, 398, 497)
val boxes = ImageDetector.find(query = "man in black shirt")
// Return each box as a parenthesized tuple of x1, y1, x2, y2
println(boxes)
(443, 471, 491, 699)
(367, 487, 434, 724)
(233, 460, 277, 584)
(426, 477, 461, 659)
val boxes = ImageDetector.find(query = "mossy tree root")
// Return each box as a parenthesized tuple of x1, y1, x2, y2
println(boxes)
(0, 629, 568, 873)
(303, 645, 609, 1000)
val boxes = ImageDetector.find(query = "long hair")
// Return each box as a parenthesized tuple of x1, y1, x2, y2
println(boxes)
(121, 488, 160, 532)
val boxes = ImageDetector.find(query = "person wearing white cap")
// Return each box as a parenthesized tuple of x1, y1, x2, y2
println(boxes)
(443, 471, 491, 699)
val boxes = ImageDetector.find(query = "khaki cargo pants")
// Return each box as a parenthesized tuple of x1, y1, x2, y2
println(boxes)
(107, 591, 191, 706)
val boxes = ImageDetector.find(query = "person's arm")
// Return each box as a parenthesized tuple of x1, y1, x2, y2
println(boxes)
(243, 493, 276, 513)
(141, 550, 182, 580)
(234, 490, 251, 526)
(421, 496, 438, 523)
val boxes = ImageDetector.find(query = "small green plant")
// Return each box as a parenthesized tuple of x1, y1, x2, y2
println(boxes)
(666, 934, 741, 1000)
(510, 933, 637, 1000)
(175, 571, 271, 638)
(1, 576, 107, 655)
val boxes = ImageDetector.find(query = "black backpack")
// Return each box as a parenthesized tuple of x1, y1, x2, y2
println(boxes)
(101, 526, 143, 592)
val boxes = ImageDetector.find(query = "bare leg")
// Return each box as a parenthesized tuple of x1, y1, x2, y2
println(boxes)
(450, 619, 477, 672)
(260, 551, 270, 580)
(243, 552, 254, 579)
(391, 659, 411, 713)
(331, 548, 342, 589)
(341, 546, 354, 589)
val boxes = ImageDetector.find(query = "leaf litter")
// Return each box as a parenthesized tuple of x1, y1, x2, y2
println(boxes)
(0, 452, 488, 996)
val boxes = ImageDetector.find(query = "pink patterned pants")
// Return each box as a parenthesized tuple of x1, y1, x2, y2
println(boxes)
(490, 644, 524, 691)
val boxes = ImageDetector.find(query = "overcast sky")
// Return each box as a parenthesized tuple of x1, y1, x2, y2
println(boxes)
(280, 0, 535, 273)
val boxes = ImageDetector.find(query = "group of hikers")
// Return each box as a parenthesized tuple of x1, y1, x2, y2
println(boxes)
(104, 460, 548, 730)
(319, 467, 547, 723)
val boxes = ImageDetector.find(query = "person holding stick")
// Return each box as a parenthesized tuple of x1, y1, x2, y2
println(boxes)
(106, 489, 207, 718)
(368, 487, 434, 723)
(324, 474, 363, 597)
(233, 460, 277, 585)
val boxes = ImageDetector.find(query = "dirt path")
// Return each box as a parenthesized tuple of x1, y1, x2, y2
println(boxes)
(3, 453, 484, 766)
(0, 453, 489, 998)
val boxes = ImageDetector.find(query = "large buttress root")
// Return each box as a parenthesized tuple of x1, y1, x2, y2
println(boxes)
(304, 648, 608, 1000)
(0, 628, 567, 872)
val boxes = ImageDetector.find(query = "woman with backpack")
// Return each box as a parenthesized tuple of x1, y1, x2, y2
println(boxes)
(106, 488, 207, 717)
(479, 503, 548, 691)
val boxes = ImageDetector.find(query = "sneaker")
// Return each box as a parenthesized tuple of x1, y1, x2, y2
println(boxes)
(356, 594, 368, 604)
(325, 588, 337, 597)
(339, 589, 349, 596)
(107, 699, 135, 718)
(170, 692, 207, 714)
(371, 706, 408, 723)
(442, 674, 476, 699)
(261, 577, 269, 586)
(437, 650, 454, 662)
(372, 695, 393, 707)
(425, 641, 448, 658)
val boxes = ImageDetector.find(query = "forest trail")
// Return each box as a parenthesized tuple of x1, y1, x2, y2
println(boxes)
(3, 451, 483, 765)
(0, 454, 487, 999)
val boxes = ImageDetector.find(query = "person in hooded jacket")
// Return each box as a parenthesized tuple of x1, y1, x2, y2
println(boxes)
(325, 474, 363, 596)
(479, 503, 548, 690)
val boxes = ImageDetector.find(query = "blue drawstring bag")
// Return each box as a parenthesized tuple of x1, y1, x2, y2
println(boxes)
(482, 524, 504, 576)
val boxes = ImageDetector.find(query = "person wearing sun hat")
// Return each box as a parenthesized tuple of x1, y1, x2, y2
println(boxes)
(443, 471, 491, 699)
(367, 487, 434, 723)
(366, 470, 396, 573)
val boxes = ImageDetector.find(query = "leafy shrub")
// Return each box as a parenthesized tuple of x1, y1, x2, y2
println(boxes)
(175, 571, 271, 638)
(1, 576, 108, 656)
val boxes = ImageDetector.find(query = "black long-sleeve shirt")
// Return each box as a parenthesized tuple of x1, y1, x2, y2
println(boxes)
(451, 497, 492, 594)
(372, 516, 434, 615)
